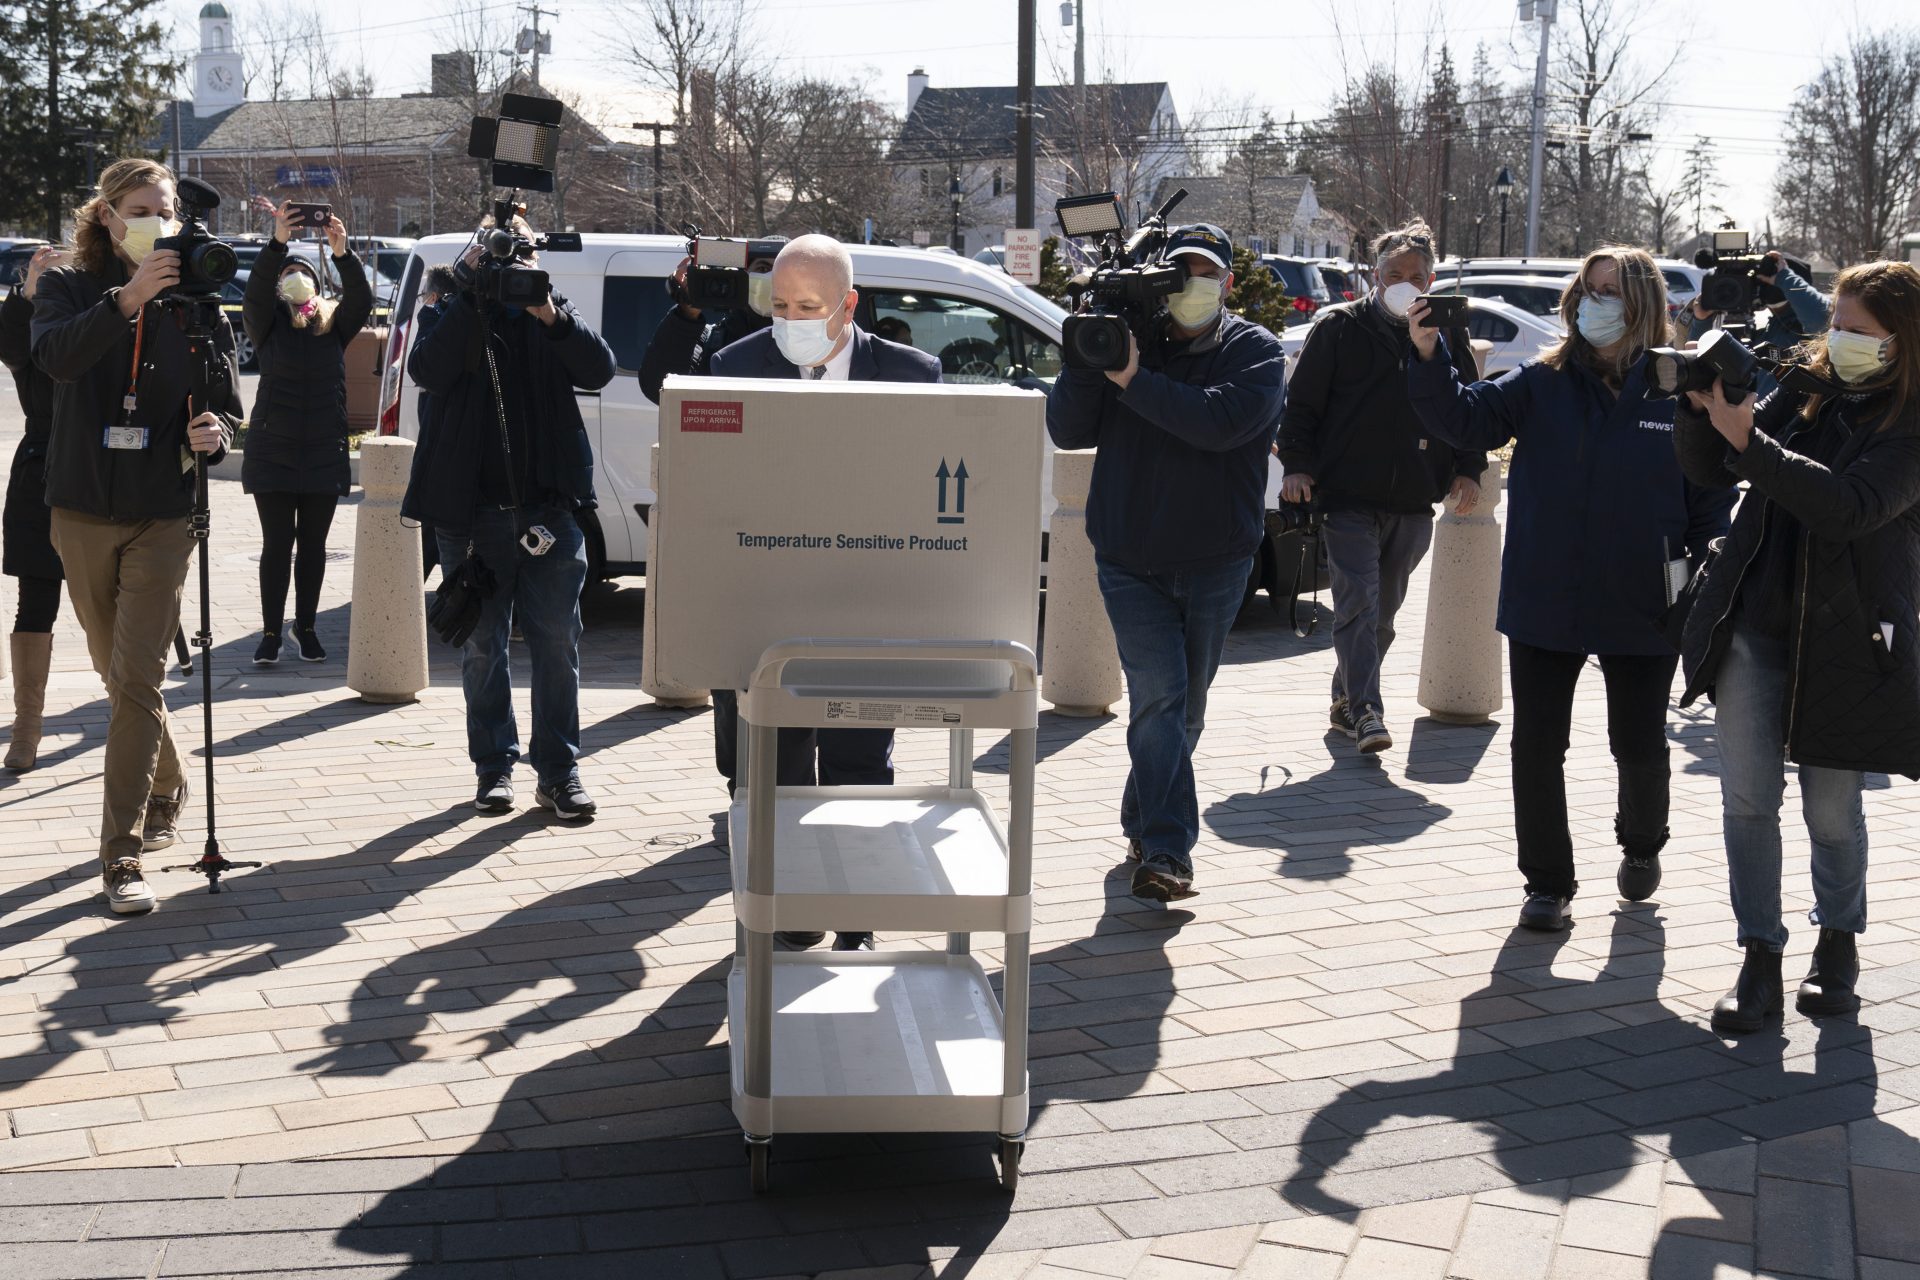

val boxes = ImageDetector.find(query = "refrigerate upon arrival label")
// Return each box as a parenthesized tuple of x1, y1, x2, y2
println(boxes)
(824, 700, 964, 725)
(681, 401, 744, 433)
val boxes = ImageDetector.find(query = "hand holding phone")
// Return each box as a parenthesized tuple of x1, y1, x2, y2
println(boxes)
(1414, 294, 1469, 327)
(289, 202, 332, 233)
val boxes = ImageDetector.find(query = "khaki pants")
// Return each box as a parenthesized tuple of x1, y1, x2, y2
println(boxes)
(48, 510, 192, 868)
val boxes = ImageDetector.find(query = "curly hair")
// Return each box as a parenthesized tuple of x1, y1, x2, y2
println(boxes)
(72, 158, 175, 279)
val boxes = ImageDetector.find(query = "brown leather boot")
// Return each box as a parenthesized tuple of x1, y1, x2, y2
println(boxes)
(5, 632, 51, 772)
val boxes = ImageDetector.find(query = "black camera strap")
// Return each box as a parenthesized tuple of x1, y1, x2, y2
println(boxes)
(1288, 526, 1321, 640)
(480, 333, 529, 538)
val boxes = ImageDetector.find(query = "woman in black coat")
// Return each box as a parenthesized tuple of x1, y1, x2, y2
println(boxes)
(1676, 260, 1920, 1035)
(0, 245, 69, 770)
(239, 199, 372, 664)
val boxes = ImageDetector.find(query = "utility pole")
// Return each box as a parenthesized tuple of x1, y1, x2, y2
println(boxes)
(1015, 0, 1035, 231)
(519, 2, 555, 89)
(1522, 0, 1554, 257)
(45, 0, 62, 241)
(1066, 0, 1086, 187)
(633, 121, 671, 234)
(1434, 112, 1457, 261)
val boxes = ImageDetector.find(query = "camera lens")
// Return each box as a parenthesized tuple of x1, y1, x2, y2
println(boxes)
(193, 240, 239, 288)
(1065, 314, 1127, 370)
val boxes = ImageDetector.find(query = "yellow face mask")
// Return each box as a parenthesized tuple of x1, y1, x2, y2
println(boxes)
(113, 213, 175, 265)
(279, 272, 318, 304)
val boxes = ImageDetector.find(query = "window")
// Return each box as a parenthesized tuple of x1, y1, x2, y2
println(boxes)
(1466, 310, 1520, 343)
(862, 290, 1017, 384)
(350, 197, 373, 230)
(1016, 322, 1063, 382)
(602, 274, 676, 374)
(394, 198, 422, 235)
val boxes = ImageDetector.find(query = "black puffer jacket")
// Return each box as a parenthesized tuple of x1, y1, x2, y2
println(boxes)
(1677, 385, 1920, 776)
(30, 261, 241, 521)
(637, 304, 769, 405)
(0, 289, 61, 579)
(241, 239, 374, 496)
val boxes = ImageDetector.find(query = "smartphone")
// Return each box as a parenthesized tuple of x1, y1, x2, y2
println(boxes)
(289, 202, 332, 231)
(1415, 294, 1469, 327)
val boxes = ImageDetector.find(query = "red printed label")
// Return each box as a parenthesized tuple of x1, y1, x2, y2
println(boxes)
(681, 400, 744, 434)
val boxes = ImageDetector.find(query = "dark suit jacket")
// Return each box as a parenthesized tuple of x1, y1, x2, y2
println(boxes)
(708, 323, 941, 384)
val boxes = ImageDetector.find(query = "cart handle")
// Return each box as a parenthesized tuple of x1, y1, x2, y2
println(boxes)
(747, 638, 1039, 691)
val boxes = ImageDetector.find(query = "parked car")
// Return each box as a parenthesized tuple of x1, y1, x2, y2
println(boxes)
(1437, 255, 1703, 319)
(1312, 259, 1370, 303)
(1257, 254, 1334, 326)
(376, 233, 1324, 610)
(1427, 272, 1572, 318)
(972, 246, 1006, 269)
(0, 240, 51, 293)
(218, 273, 255, 371)
(1277, 294, 1561, 384)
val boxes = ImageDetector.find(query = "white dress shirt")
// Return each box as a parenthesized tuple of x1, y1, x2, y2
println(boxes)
(806, 327, 858, 382)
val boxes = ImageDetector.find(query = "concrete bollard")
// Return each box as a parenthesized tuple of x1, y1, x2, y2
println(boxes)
(348, 438, 428, 704)
(1417, 462, 1505, 724)
(1042, 450, 1121, 717)
(641, 443, 709, 709)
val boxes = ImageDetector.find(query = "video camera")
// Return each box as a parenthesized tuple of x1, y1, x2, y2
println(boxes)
(464, 95, 582, 308)
(1693, 226, 1772, 319)
(676, 225, 785, 311)
(1053, 187, 1190, 372)
(470, 198, 582, 308)
(155, 177, 239, 300)
(1645, 328, 1768, 401)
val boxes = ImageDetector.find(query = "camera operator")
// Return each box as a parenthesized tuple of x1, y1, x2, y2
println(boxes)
(240, 199, 373, 665)
(1277, 219, 1485, 755)
(1674, 261, 1920, 1034)
(29, 158, 241, 915)
(635, 240, 783, 405)
(1046, 224, 1287, 903)
(1688, 250, 1830, 354)
(0, 245, 71, 772)
(411, 266, 460, 578)
(403, 215, 616, 821)
(1405, 246, 1736, 933)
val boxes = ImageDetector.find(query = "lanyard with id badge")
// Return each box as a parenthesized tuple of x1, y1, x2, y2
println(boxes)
(104, 310, 151, 452)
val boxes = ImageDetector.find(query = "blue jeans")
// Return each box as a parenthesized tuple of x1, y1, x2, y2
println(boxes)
(1096, 555, 1251, 873)
(1715, 627, 1869, 949)
(1322, 508, 1434, 716)
(437, 507, 587, 788)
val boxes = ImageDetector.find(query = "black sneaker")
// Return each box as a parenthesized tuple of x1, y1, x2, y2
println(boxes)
(1354, 706, 1392, 753)
(1131, 854, 1197, 903)
(777, 931, 826, 949)
(253, 631, 281, 665)
(475, 772, 514, 813)
(1616, 853, 1662, 903)
(292, 626, 327, 663)
(1518, 891, 1572, 932)
(141, 782, 188, 852)
(1330, 697, 1356, 737)
(832, 932, 875, 951)
(535, 779, 597, 822)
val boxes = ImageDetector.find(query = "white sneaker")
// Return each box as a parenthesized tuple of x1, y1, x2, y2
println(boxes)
(104, 858, 157, 914)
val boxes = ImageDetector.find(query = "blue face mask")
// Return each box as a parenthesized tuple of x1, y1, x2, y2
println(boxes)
(1576, 294, 1629, 348)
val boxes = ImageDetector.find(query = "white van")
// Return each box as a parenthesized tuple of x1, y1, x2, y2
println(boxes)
(375, 233, 1322, 606)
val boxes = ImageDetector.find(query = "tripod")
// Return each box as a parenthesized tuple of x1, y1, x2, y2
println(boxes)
(164, 296, 263, 893)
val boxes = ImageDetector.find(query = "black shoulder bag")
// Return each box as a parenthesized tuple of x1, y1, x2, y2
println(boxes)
(427, 336, 526, 647)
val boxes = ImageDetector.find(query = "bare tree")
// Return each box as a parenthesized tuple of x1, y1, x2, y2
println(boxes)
(613, 0, 747, 122)
(1773, 29, 1920, 265)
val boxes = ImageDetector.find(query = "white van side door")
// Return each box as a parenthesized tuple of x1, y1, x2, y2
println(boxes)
(594, 252, 678, 568)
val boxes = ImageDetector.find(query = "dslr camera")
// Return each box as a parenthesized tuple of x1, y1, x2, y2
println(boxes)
(1693, 227, 1771, 318)
(676, 226, 784, 311)
(468, 198, 583, 308)
(1645, 328, 1767, 401)
(1053, 187, 1191, 372)
(155, 177, 239, 300)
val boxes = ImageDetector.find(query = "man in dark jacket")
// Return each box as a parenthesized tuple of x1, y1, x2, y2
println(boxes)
(702, 233, 940, 951)
(636, 243, 781, 405)
(1046, 223, 1287, 902)
(1279, 220, 1485, 753)
(403, 228, 617, 822)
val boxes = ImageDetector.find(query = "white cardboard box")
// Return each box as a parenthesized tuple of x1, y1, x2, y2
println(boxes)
(655, 376, 1046, 693)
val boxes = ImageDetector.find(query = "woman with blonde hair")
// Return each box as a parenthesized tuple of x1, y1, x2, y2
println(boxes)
(29, 157, 242, 914)
(1403, 246, 1738, 932)
(1676, 259, 1920, 1032)
(240, 198, 372, 663)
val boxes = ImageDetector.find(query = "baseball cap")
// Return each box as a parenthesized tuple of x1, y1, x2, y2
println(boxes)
(1166, 223, 1233, 270)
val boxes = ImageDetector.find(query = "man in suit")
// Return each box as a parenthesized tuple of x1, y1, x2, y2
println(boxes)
(707, 233, 941, 951)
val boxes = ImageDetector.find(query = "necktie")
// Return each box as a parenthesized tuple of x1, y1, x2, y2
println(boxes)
(807, 366, 826, 380)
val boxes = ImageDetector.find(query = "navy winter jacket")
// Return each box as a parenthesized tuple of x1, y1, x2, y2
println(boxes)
(1407, 341, 1738, 656)
(1045, 311, 1287, 574)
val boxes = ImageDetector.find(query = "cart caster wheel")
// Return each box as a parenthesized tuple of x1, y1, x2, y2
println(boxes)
(748, 1139, 771, 1194)
(997, 1138, 1023, 1192)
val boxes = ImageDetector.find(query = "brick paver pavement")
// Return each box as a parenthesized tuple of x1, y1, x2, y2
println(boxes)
(1, 389, 1918, 1278)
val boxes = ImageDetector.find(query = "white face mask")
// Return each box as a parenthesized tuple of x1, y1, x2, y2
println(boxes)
(113, 213, 175, 265)
(1168, 274, 1225, 329)
(1379, 281, 1421, 320)
(279, 273, 317, 304)
(747, 272, 774, 318)
(1827, 329, 1893, 384)
(1576, 294, 1630, 349)
(772, 298, 848, 368)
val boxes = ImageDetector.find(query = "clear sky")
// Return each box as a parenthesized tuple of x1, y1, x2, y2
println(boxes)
(166, 0, 1891, 235)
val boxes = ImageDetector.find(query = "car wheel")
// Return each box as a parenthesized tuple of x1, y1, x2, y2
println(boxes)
(234, 329, 256, 371)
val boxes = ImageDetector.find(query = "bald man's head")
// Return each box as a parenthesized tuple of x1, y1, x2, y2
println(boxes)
(769, 233, 858, 367)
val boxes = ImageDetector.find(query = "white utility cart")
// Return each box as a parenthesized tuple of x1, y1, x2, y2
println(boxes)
(728, 638, 1038, 1193)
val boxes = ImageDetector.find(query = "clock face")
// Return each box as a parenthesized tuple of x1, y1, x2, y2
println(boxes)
(207, 65, 234, 91)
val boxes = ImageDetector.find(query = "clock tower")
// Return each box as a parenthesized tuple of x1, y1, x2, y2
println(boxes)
(193, 2, 244, 118)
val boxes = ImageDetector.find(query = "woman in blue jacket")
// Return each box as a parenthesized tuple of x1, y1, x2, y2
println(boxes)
(1405, 247, 1738, 932)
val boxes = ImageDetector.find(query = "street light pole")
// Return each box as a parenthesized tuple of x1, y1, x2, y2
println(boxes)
(1522, 0, 1553, 257)
(1015, 0, 1036, 231)
(633, 121, 672, 234)
(950, 168, 963, 251)
(1493, 166, 1515, 257)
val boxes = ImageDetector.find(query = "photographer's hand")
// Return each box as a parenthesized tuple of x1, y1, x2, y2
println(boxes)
(1758, 250, 1783, 283)
(1104, 331, 1140, 389)
(1281, 473, 1314, 504)
(671, 256, 701, 320)
(186, 411, 225, 454)
(267, 199, 296, 245)
(1449, 475, 1481, 516)
(325, 215, 348, 258)
(117, 249, 181, 318)
(1405, 299, 1440, 362)
(1702, 378, 1754, 452)
(22, 245, 67, 300)
(529, 293, 560, 327)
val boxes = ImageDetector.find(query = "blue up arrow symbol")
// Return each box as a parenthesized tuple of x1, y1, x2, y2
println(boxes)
(936, 458, 968, 524)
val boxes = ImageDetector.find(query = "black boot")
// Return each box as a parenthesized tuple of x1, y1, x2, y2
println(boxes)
(1712, 941, 1784, 1035)
(1614, 821, 1667, 903)
(1796, 928, 1859, 1017)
